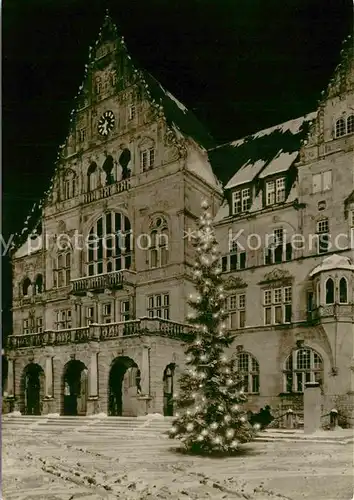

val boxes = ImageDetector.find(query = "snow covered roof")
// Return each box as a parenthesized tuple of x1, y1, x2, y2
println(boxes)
(309, 254, 354, 277)
(14, 235, 43, 259)
(209, 112, 317, 188)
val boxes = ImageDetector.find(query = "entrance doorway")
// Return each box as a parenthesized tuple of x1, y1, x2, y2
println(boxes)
(21, 363, 45, 415)
(163, 363, 175, 416)
(62, 360, 88, 416)
(108, 356, 140, 416)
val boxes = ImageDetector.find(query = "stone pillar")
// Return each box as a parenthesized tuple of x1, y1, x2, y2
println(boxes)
(137, 344, 152, 416)
(87, 341, 100, 415)
(6, 356, 15, 398)
(286, 409, 294, 429)
(43, 349, 56, 414)
(140, 345, 150, 396)
(304, 382, 322, 434)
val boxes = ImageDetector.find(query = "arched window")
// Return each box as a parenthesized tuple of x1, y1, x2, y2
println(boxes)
(347, 114, 354, 135)
(22, 277, 32, 296)
(284, 348, 323, 393)
(87, 212, 132, 276)
(102, 155, 114, 186)
(339, 277, 348, 304)
(235, 352, 259, 394)
(325, 278, 334, 304)
(149, 216, 169, 268)
(63, 170, 77, 200)
(119, 149, 131, 180)
(34, 274, 43, 294)
(87, 162, 98, 192)
(53, 252, 71, 288)
(335, 118, 346, 138)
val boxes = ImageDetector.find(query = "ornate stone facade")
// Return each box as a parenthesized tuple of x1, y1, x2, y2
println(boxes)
(4, 17, 354, 425)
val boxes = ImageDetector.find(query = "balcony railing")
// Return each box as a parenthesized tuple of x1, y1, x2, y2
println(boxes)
(307, 304, 354, 322)
(82, 178, 130, 204)
(71, 270, 124, 295)
(6, 317, 196, 349)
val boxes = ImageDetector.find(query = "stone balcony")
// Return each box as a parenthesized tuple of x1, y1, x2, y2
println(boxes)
(307, 304, 354, 323)
(82, 178, 130, 204)
(70, 269, 136, 295)
(6, 317, 195, 350)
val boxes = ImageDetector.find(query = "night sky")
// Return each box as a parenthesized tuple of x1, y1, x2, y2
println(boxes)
(2, 0, 353, 334)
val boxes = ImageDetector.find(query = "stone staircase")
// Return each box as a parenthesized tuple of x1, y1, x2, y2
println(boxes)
(3, 415, 353, 445)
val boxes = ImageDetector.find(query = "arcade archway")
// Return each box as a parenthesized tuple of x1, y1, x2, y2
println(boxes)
(62, 360, 88, 416)
(20, 363, 45, 415)
(163, 363, 176, 416)
(108, 356, 141, 416)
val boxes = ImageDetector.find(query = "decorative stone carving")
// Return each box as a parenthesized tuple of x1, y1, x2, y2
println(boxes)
(223, 276, 247, 290)
(259, 268, 293, 284)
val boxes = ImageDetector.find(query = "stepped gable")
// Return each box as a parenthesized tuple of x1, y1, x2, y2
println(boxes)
(11, 11, 216, 253)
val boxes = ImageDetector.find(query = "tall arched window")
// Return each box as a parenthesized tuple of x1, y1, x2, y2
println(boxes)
(347, 114, 354, 134)
(63, 169, 77, 200)
(325, 278, 334, 304)
(335, 118, 346, 138)
(235, 352, 259, 394)
(87, 212, 132, 276)
(339, 277, 348, 304)
(284, 348, 323, 393)
(34, 274, 43, 294)
(53, 252, 71, 288)
(102, 155, 114, 186)
(149, 216, 169, 268)
(22, 277, 32, 296)
(87, 162, 98, 192)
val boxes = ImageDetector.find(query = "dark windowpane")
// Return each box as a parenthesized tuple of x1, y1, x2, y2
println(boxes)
(274, 245, 283, 264)
(115, 213, 122, 232)
(97, 262, 103, 274)
(285, 304, 292, 323)
(97, 218, 103, 237)
(106, 213, 112, 234)
(286, 242, 292, 261)
(265, 249, 272, 265)
(88, 264, 95, 276)
(230, 253, 237, 271)
(124, 216, 131, 232)
(115, 257, 122, 270)
(107, 261, 113, 272)
(125, 255, 132, 269)
(97, 239, 103, 260)
(221, 256, 228, 272)
(239, 252, 246, 269)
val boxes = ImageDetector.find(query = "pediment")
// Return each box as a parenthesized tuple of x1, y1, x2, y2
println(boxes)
(259, 268, 293, 285)
(223, 276, 247, 290)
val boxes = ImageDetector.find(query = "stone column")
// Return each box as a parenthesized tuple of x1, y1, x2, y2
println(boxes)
(43, 348, 56, 414)
(304, 382, 322, 434)
(6, 356, 15, 398)
(137, 344, 152, 416)
(87, 341, 100, 415)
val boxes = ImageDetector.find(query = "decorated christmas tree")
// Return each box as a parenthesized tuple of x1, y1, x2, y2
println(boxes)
(169, 200, 256, 454)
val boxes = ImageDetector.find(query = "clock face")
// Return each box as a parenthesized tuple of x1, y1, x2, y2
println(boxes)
(98, 110, 115, 136)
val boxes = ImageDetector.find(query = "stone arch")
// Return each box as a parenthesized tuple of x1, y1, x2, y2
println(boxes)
(163, 363, 176, 416)
(118, 148, 131, 180)
(102, 155, 115, 185)
(108, 356, 140, 416)
(20, 363, 45, 415)
(61, 359, 88, 416)
(22, 277, 32, 297)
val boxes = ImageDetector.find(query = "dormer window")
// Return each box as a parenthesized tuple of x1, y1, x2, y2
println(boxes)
(265, 177, 285, 206)
(232, 187, 251, 215)
(334, 115, 354, 138)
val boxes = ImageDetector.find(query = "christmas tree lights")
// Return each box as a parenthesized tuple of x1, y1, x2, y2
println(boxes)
(169, 200, 255, 454)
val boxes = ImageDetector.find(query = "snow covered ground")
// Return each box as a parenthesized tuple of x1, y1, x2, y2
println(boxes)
(2, 419, 353, 500)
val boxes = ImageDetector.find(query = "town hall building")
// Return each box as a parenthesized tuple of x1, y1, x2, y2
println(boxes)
(4, 14, 354, 426)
